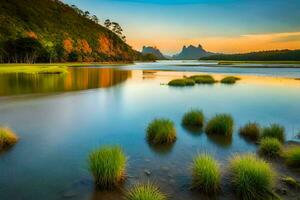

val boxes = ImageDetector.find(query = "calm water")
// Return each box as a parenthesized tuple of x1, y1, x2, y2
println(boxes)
(0, 61, 300, 200)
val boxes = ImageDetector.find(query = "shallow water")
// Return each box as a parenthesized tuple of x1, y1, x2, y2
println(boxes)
(0, 61, 300, 200)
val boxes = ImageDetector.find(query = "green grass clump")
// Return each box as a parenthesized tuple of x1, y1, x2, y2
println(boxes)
(191, 153, 221, 194)
(205, 114, 234, 136)
(88, 146, 127, 189)
(229, 154, 276, 200)
(182, 109, 204, 127)
(147, 118, 176, 145)
(220, 76, 240, 84)
(239, 122, 260, 141)
(283, 146, 300, 168)
(261, 124, 285, 143)
(0, 127, 18, 150)
(258, 138, 282, 158)
(168, 78, 195, 86)
(126, 183, 166, 200)
(189, 75, 216, 84)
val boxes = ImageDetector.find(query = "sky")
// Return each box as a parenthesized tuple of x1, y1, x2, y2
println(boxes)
(63, 0, 300, 55)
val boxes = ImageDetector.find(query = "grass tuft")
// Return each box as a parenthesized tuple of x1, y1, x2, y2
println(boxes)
(258, 137, 282, 158)
(220, 76, 240, 84)
(168, 78, 195, 86)
(229, 154, 276, 200)
(191, 153, 221, 194)
(147, 118, 176, 145)
(0, 127, 18, 150)
(126, 183, 166, 200)
(239, 122, 260, 142)
(261, 123, 285, 143)
(189, 75, 216, 84)
(182, 109, 204, 127)
(283, 146, 300, 168)
(88, 146, 127, 189)
(205, 114, 234, 136)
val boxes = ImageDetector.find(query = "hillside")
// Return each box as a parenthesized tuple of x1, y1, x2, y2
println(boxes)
(172, 45, 214, 60)
(0, 0, 145, 63)
(142, 46, 166, 60)
(201, 49, 300, 61)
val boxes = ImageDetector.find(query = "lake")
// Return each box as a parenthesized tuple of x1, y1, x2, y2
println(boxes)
(0, 61, 300, 200)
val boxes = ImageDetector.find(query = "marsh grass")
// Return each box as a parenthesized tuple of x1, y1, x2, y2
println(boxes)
(258, 138, 282, 158)
(168, 78, 195, 86)
(88, 146, 127, 189)
(220, 76, 240, 84)
(283, 146, 300, 168)
(126, 183, 167, 200)
(0, 127, 18, 150)
(261, 124, 285, 143)
(205, 114, 234, 136)
(0, 65, 68, 74)
(189, 75, 216, 84)
(239, 122, 260, 142)
(147, 118, 176, 145)
(229, 154, 277, 200)
(191, 153, 221, 194)
(182, 109, 204, 127)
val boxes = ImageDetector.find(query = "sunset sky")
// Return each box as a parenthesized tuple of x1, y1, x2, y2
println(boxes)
(64, 0, 300, 55)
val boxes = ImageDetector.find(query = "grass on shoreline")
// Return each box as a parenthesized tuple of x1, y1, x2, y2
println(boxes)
(182, 109, 204, 127)
(0, 127, 18, 150)
(126, 183, 166, 200)
(258, 138, 282, 158)
(205, 114, 234, 136)
(229, 154, 277, 200)
(220, 76, 240, 84)
(88, 146, 127, 189)
(0, 62, 133, 74)
(239, 122, 261, 142)
(283, 146, 300, 168)
(261, 124, 285, 143)
(146, 118, 177, 145)
(189, 75, 216, 84)
(191, 153, 221, 194)
(168, 78, 195, 86)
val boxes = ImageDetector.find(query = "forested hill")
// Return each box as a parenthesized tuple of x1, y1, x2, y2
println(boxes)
(0, 0, 146, 63)
(201, 49, 300, 61)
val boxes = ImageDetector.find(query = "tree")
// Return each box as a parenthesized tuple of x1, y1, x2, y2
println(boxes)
(91, 15, 99, 24)
(104, 19, 112, 29)
(84, 11, 90, 18)
(2, 37, 45, 63)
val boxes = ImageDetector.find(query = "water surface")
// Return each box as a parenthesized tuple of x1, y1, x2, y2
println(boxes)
(0, 61, 300, 200)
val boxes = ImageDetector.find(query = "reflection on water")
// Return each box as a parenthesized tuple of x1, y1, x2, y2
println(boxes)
(206, 133, 233, 148)
(1, 63, 300, 200)
(0, 68, 131, 96)
(147, 142, 175, 155)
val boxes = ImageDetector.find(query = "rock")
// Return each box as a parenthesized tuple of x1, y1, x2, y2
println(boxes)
(144, 169, 151, 176)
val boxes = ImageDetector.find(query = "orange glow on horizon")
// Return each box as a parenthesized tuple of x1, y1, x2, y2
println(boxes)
(127, 31, 300, 55)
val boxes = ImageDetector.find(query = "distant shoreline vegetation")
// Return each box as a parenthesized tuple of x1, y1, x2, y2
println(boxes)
(201, 49, 300, 61)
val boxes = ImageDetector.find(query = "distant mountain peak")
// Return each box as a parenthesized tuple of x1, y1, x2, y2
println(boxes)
(142, 46, 166, 60)
(173, 44, 214, 60)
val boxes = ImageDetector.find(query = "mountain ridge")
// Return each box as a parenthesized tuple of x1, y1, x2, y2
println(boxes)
(141, 46, 167, 60)
(172, 44, 214, 60)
